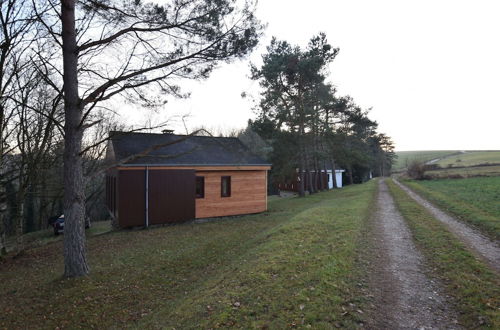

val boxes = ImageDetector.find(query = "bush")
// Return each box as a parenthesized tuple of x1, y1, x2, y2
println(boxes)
(407, 160, 426, 180)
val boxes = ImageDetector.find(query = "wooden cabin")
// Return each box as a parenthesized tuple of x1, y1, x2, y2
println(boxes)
(105, 131, 271, 228)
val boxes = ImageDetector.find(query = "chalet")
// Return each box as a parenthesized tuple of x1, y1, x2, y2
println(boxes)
(105, 131, 271, 228)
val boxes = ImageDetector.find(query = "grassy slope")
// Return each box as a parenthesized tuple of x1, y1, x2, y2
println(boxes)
(387, 180, 500, 328)
(394, 150, 458, 170)
(436, 151, 500, 167)
(5, 221, 112, 253)
(0, 181, 376, 329)
(403, 177, 500, 240)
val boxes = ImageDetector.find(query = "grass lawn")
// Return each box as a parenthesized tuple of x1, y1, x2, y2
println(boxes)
(436, 151, 500, 168)
(387, 180, 500, 328)
(5, 221, 113, 253)
(403, 177, 500, 240)
(394, 150, 458, 171)
(0, 181, 376, 329)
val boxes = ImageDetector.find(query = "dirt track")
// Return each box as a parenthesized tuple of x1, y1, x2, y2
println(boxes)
(366, 180, 460, 329)
(393, 179, 500, 273)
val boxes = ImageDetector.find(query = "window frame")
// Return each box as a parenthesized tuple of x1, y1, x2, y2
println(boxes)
(221, 176, 231, 197)
(195, 176, 205, 199)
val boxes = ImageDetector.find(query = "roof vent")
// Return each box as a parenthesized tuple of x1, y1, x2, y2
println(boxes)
(162, 129, 174, 134)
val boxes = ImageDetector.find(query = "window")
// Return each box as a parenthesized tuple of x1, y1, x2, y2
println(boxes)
(196, 176, 205, 198)
(221, 176, 231, 197)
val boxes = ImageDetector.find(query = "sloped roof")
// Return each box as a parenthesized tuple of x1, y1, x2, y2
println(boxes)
(108, 131, 271, 166)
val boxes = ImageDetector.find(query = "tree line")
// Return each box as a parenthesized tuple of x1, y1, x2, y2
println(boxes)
(247, 34, 396, 196)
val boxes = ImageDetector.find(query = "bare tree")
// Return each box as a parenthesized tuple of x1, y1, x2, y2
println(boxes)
(27, 0, 263, 276)
(0, 0, 38, 255)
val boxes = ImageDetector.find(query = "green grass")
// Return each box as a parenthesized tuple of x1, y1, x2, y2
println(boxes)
(394, 150, 458, 170)
(436, 151, 500, 168)
(0, 181, 376, 329)
(4, 221, 112, 253)
(403, 177, 500, 240)
(426, 165, 500, 178)
(387, 180, 500, 328)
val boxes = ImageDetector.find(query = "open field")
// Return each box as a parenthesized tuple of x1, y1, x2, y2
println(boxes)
(403, 177, 500, 240)
(0, 182, 376, 329)
(394, 150, 458, 170)
(387, 180, 500, 328)
(436, 151, 500, 168)
(426, 165, 500, 178)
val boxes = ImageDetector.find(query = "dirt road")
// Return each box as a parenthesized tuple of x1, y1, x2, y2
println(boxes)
(367, 180, 460, 329)
(393, 179, 500, 273)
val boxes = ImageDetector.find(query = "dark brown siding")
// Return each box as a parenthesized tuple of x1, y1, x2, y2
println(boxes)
(118, 170, 146, 228)
(106, 170, 118, 218)
(148, 169, 195, 224)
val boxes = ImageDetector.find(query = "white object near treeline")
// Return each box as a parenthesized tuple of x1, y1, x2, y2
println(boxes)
(326, 169, 345, 188)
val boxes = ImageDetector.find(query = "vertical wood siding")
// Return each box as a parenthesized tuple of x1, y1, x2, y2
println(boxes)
(148, 169, 195, 224)
(118, 170, 146, 227)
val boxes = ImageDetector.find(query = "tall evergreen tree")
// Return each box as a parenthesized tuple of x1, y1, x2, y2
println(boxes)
(251, 33, 338, 196)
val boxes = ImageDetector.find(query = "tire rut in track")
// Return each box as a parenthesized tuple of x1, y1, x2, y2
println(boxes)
(393, 179, 500, 273)
(366, 180, 460, 329)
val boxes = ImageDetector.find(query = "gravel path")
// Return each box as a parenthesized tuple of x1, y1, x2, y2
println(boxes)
(393, 179, 500, 273)
(368, 180, 460, 329)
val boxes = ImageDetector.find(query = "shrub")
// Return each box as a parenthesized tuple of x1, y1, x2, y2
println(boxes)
(407, 160, 427, 180)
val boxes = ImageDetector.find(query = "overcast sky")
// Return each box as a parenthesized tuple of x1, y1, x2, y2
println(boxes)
(125, 0, 500, 151)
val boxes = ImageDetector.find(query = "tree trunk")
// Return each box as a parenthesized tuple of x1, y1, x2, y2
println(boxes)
(316, 158, 324, 191)
(298, 163, 305, 197)
(311, 167, 317, 193)
(312, 156, 319, 192)
(62, 0, 89, 277)
(304, 145, 314, 194)
(14, 195, 25, 253)
(0, 232, 6, 256)
(323, 161, 329, 190)
(306, 167, 314, 194)
(0, 160, 6, 255)
(347, 165, 353, 185)
(330, 158, 338, 188)
(297, 128, 305, 197)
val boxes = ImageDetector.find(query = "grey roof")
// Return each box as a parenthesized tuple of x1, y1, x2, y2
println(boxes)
(109, 131, 271, 166)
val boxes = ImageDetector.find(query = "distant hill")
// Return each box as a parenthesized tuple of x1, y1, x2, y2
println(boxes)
(394, 150, 500, 171)
(394, 150, 459, 171)
(436, 151, 500, 168)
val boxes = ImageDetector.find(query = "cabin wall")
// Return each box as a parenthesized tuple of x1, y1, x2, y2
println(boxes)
(195, 170, 267, 218)
(107, 167, 269, 225)
(117, 170, 146, 228)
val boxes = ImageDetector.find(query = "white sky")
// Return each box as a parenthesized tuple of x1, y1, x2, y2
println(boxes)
(123, 0, 500, 151)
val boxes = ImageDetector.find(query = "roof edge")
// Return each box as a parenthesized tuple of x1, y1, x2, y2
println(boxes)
(119, 163, 272, 167)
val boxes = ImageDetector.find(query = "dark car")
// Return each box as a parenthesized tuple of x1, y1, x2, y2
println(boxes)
(52, 215, 91, 236)
(53, 216, 65, 235)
